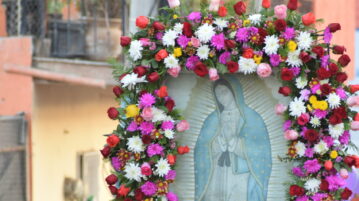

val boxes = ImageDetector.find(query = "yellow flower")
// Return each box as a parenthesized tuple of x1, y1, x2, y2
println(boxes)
(287, 40, 297, 52)
(243, 19, 250, 27)
(173, 14, 178, 19)
(330, 150, 338, 159)
(253, 55, 262, 64)
(309, 95, 317, 104)
(307, 104, 313, 112)
(173, 48, 182, 57)
(317, 101, 328, 110)
(125, 104, 140, 118)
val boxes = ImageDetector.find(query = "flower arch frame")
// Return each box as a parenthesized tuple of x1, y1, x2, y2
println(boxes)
(101, 0, 359, 200)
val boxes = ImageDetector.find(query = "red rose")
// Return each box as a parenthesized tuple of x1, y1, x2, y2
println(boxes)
(107, 107, 119, 120)
(328, 23, 341, 33)
(167, 154, 177, 165)
(316, 68, 331, 80)
(333, 107, 347, 119)
(329, 63, 339, 75)
(242, 48, 254, 58)
(134, 189, 145, 201)
(100, 146, 111, 158)
(281, 68, 294, 81)
(350, 85, 359, 93)
(120, 36, 131, 47)
(336, 72, 348, 83)
(194, 62, 209, 77)
(135, 16, 149, 29)
(226, 61, 239, 73)
(108, 186, 117, 195)
(142, 135, 152, 144)
(320, 180, 329, 191)
(157, 86, 168, 98)
(165, 99, 175, 112)
(329, 114, 342, 125)
(177, 146, 190, 154)
(117, 185, 130, 197)
(344, 156, 356, 166)
(297, 113, 309, 126)
(274, 19, 287, 32)
(289, 185, 304, 196)
(155, 49, 169, 61)
(333, 45, 346, 54)
(113, 86, 123, 97)
(225, 39, 236, 49)
(320, 84, 332, 95)
(152, 21, 165, 31)
(107, 134, 120, 148)
(278, 86, 291, 96)
(262, 0, 271, 8)
(312, 46, 325, 58)
(119, 73, 127, 81)
(218, 6, 228, 17)
(300, 51, 312, 63)
(341, 187, 352, 200)
(338, 54, 351, 67)
(182, 22, 193, 37)
(105, 174, 118, 185)
(258, 28, 268, 44)
(302, 12, 315, 26)
(133, 66, 147, 77)
(147, 72, 160, 82)
(355, 113, 359, 121)
(287, 0, 298, 10)
(304, 129, 319, 143)
(233, 1, 246, 15)
(141, 165, 152, 176)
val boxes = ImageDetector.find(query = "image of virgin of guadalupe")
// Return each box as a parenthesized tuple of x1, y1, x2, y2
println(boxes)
(194, 76, 272, 201)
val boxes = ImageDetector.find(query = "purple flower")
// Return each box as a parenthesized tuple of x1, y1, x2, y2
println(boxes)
(248, 27, 258, 35)
(186, 56, 200, 70)
(303, 159, 321, 174)
(339, 131, 350, 145)
(300, 89, 311, 101)
(323, 136, 334, 147)
(269, 54, 281, 67)
(161, 121, 174, 130)
(283, 27, 296, 40)
(139, 93, 156, 108)
(111, 157, 121, 171)
(336, 87, 347, 99)
(290, 67, 300, 76)
(313, 109, 327, 119)
(141, 181, 157, 196)
(219, 51, 231, 64)
(187, 12, 201, 22)
(166, 192, 178, 201)
(321, 55, 330, 68)
(211, 33, 225, 50)
(140, 121, 155, 135)
(165, 170, 177, 180)
(156, 32, 164, 40)
(235, 28, 249, 42)
(127, 121, 138, 132)
(147, 143, 164, 157)
(305, 148, 314, 158)
(177, 35, 190, 48)
(292, 167, 305, 177)
(326, 175, 345, 191)
(283, 120, 292, 131)
(323, 27, 332, 44)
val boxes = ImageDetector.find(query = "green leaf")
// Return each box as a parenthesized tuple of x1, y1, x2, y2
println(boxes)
(217, 63, 228, 74)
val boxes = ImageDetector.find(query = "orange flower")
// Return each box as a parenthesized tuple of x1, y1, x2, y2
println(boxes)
(118, 185, 130, 197)
(157, 86, 168, 98)
(167, 154, 177, 165)
(155, 49, 168, 61)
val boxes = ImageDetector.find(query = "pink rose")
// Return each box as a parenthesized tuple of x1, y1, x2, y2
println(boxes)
(209, 68, 219, 81)
(347, 96, 359, 107)
(275, 104, 287, 115)
(340, 168, 349, 179)
(297, 113, 309, 126)
(141, 107, 153, 121)
(351, 121, 359, 131)
(167, 66, 181, 78)
(209, 0, 221, 11)
(284, 130, 299, 140)
(176, 120, 190, 132)
(167, 0, 180, 8)
(139, 38, 151, 46)
(141, 163, 152, 176)
(257, 63, 272, 78)
(191, 37, 200, 48)
(274, 4, 287, 19)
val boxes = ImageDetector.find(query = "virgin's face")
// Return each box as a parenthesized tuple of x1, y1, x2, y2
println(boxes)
(215, 84, 234, 106)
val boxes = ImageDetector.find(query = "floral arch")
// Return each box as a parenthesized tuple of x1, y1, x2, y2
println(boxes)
(101, 0, 359, 200)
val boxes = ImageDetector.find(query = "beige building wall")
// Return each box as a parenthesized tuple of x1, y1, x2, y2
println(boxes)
(32, 83, 117, 201)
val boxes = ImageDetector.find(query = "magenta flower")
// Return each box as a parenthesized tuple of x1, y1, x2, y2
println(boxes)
(305, 148, 314, 158)
(235, 28, 249, 42)
(147, 143, 164, 157)
(311, 193, 328, 201)
(290, 67, 300, 76)
(283, 27, 296, 40)
(139, 93, 156, 108)
(313, 109, 327, 119)
(177, 35, 190, 48)
(219, 51, 231, 64)
(322, 136, 334, 147)
(326, 175, 345, 191)
(161, 121, 174, 130)
(269, 54, 281, 67)
(283, 120, 292, 131)
(111, 157, 121, 171)
(140, 121, 155, 135)
(300, 89, 311, 101)
(211, 33, 225, 50)
(336, 87, 347, 99)
(339, 131, 350, 145)
(292, 167, 305, 177)
(165, 170, 177, 180)
(127, 121, 138, 132)
(185, 56, 200, 70)
(295, 196, 309, 201)
(141, 181, 157, 196)
(166, 192, 178, 201)
(303, 159, 321, 174)
(187, 12, 201, 22)
(323, 27, 332, 44)
(156, 32, 164, 40)
(321, 55, 330, 67)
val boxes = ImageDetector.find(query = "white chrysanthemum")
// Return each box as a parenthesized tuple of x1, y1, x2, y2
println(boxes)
(329, 123, 344, 139)
(264, 35, 280, 55)
(286, 50, 303, 67)
(249, 14, 262, 26)
(124, 162, 142, 181)
(121, 73, 147, 90)
(304, 178, 321, 193)
(127, 136, 144, 153)
(197, 45, 210, 60)
(295, 141, 306, 157)
(289, 97, 306, 117)
(195, 23, 215, 43)
(229, 31, 236, 39)
(214, 18, 228, 31)
(295, 77, 308, 89)
(310, 117, 321, 128)
(327, 93, 341, 109)
(314, 140, 329, 155)
(164, 130, 174, 139)
(296, 31, 313, 51)
(238, 57, 257, 74)
(164, 55, 179, 68)
(129, 40, 143, 61)
(173, 23, 184, 34)
(152, 107, 167, 122)
(155, 158, 171, 177)
(162, 30, 178, 47)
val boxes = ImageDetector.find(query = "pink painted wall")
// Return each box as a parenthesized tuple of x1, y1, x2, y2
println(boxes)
(0, 0, 6, 36)
(314, 0, 356, 80)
